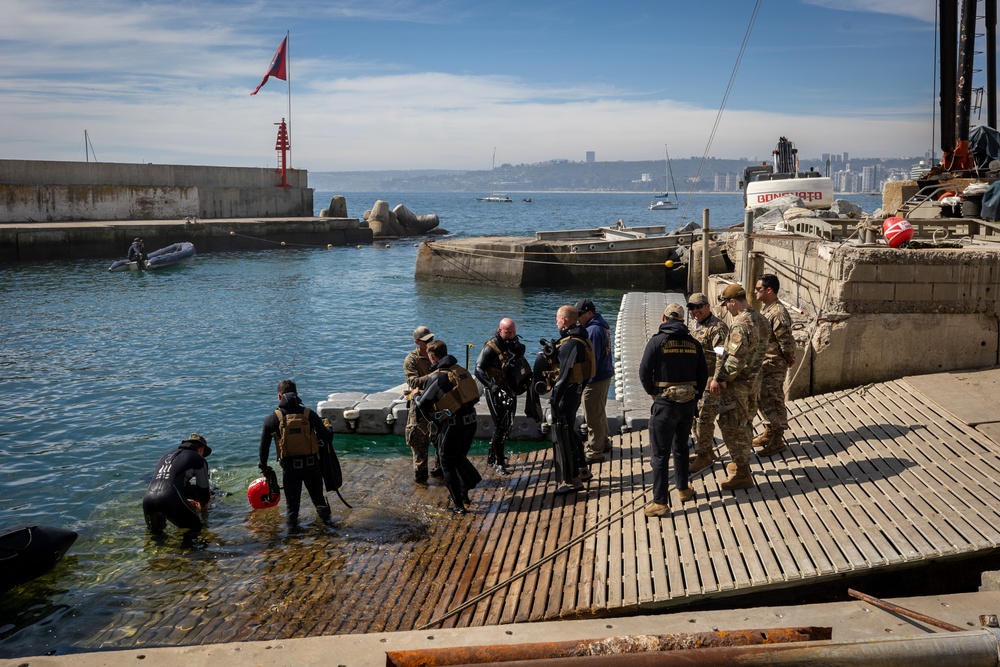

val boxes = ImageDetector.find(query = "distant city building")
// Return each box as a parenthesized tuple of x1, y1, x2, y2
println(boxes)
(586, 151, 595, 163)
(640, 173, 652, 182)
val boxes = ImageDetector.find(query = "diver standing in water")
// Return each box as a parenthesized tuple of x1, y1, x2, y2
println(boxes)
(143, 433, 213, 537)
(415, 340, 482, 514)
(474, 318, 528, 475)
(258, 379, 334, 529)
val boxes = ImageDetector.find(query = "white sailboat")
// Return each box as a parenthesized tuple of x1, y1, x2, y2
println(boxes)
(648, 144, 679, 210)
(477, 147, 513, 202)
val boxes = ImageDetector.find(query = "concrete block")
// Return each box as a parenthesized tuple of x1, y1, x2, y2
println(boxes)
(845, 264, 878, 282)
(981, 570, 1000, 591)
(894, 282, 934, 301)
(876, 263, 916, 283)
(847, 282, 895, 301)
(915, 264, 959, 283)
(932, 282, 962, 302)
(810, 313, 999, 395)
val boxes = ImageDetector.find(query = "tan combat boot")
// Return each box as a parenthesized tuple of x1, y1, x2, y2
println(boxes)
(752, 424, 773, 448)
(688, 451, 716, 474)
(677, 487, 696, 503)
(720, 463, 755, 490)
(758, 429, 788, 457)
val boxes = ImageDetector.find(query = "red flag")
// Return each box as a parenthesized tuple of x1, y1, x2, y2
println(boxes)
(250, 36, 287, 95)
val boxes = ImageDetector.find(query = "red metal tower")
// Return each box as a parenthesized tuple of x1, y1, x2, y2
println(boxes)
(275, 118, 291, 188)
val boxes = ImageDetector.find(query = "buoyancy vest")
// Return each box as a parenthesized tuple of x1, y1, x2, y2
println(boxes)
(274, 408, 319, 458)
(430, 365, 480, 417)
(483, 338, 532, 393)
(556, 334, 596, 385)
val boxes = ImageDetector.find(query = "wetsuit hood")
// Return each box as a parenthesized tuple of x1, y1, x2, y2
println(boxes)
(560, 323, 588, 339)
(278, 391, 305, 412)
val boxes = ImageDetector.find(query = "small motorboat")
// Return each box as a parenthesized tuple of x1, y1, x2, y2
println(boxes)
(0, 524, 78, 592)
(108, 241, 196, 272)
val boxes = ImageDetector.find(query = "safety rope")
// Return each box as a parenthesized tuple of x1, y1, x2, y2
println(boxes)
(418, 487, 650, 630)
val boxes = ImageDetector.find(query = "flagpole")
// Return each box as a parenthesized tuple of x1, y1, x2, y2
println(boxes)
(286, 30, 292, 169)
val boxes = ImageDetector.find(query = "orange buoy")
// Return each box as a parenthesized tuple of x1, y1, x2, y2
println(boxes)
(882, 217, 914, 248)
(247, 477, 280, 509)
(938, 191, 956, 200)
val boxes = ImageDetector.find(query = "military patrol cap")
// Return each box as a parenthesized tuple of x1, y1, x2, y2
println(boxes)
(413, 325, 434, 342)
(574, 298, 596, 314)
(663, 303, 685, 321)
(182, 433, 211, 456)
(687, 292, 710, 306)
(719, 283, 746, 301)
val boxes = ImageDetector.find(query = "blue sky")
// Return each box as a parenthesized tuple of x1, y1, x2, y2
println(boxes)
(1, 0, 952, 170)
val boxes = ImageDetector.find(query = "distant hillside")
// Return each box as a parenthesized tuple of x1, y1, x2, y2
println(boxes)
(309, 156, 923, 193)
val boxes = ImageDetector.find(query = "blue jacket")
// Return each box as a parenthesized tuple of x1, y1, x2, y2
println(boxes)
(585, 313, 614, 383)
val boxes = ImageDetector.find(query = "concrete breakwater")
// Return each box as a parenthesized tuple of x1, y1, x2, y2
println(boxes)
(414, 225, 696, 290)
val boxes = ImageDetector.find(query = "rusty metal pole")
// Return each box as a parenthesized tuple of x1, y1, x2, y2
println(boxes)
(847, 588, 966, 633)
(386, 627, 831, 667)
(701, 208, 710, 295)
(432, 628, 1000, 667)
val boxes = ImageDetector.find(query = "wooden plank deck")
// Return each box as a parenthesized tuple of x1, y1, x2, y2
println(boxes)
(84, 368, 1000, 651)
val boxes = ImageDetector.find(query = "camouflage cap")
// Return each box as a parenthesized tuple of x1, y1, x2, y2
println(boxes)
(663, 303, 685, 321)
(719, 283, 746, 301)
(687, 292, 710, 306)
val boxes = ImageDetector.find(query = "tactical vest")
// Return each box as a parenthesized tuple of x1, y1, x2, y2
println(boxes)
(556, 335, 596, 384)
(483, 338, 532, 392)
(430, 365, 480, 417)
(274, 408, 319, 458)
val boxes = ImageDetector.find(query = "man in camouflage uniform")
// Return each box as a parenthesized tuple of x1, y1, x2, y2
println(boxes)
(686, 292, 729, 475)
(709, 283, 765, 490)
(404, 325, 441, 483)
(753, 274, 797, 457)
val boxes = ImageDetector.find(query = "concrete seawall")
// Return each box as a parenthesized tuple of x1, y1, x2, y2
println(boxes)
(0, 159, 313, 222)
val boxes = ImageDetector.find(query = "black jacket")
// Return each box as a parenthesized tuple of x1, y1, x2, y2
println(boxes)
(639, 319, 708, 400)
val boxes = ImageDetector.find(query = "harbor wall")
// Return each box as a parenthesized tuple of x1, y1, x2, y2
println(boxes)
(415, 236, 687, 289)
(726, 235, 1000, 397)
(0, 217, 372, 261)
(0, 159, 312, 222)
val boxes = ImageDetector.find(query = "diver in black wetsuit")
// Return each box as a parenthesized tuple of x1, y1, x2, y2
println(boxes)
(415, 340, 482, 514)
(474, 318, 527, 475)
(143, 433, 212, 535)
(258, 379, 334, 529)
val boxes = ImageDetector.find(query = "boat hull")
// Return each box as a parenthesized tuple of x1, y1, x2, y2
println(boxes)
(0, 524, 78, 592)
(746, 176, 835, 210)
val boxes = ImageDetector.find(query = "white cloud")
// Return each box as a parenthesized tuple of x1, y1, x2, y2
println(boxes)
(802, 0, 936, 23)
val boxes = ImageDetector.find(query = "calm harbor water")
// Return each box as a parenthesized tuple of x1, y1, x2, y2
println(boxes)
(0, 191, 871, 656)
